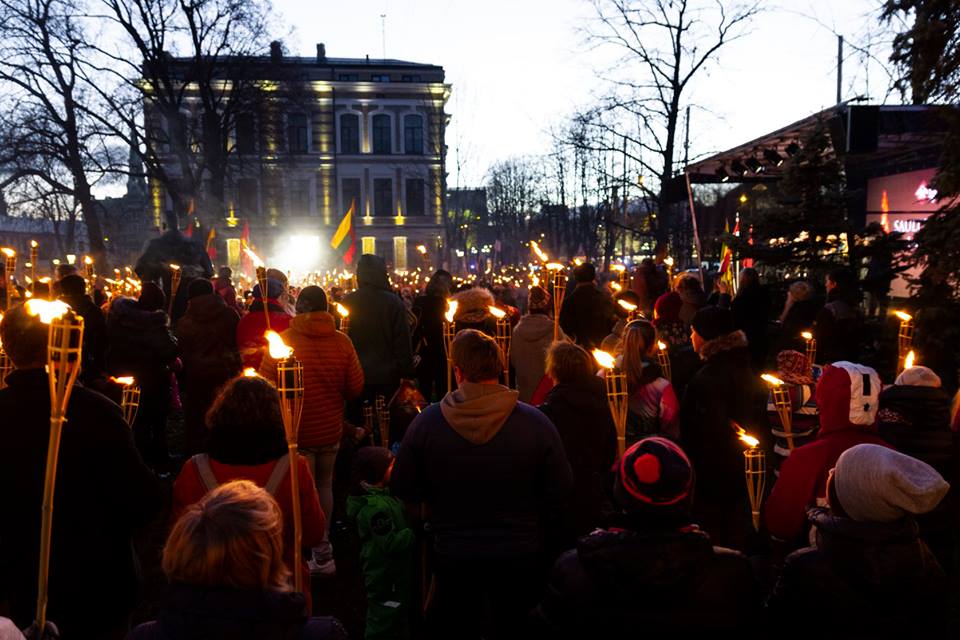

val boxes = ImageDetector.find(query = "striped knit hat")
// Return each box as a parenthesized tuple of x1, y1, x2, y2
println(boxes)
(613, 437, 694, 513)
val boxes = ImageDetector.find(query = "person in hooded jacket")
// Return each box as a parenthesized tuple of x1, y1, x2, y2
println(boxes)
(175, 278, 242, 456)
(531, 437, 760, 638)
(538, 341, 617, 538)
(58, 273, 108, 385)
(679, 306, 767, 551)
(392, 329, 573, 640)
(412, 270, 453, 401)
(235, 278, 293, 369)
(558, 262, 616, 350)
(730, 268, 771, 372)
(768, 444, 950, 637)
(814, 268, 861, 365)
(776, 280, 821, 354)
(511, 286, 566, 403)
(452, 286, 498, 337)
(106, 282, 179, 468)
(765, 362, 892, 550)
(130, 480, 346, 640)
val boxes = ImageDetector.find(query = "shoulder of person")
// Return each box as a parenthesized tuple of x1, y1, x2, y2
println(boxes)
(300, 616, 349, 640)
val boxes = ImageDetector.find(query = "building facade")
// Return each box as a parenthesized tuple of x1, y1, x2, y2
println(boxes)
(148, 43, 450, 274)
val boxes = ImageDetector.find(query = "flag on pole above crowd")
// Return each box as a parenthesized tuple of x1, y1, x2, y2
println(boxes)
(205, 228, 216, 261)
(719, 218, 740, 291)
(331, 199, 357, 266)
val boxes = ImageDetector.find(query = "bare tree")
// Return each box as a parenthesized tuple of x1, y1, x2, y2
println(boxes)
(486, 157, 545, 265)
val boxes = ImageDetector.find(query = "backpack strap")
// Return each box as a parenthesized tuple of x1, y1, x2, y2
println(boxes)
(192, 454, 219, 492)
(264, 455, 291, 496)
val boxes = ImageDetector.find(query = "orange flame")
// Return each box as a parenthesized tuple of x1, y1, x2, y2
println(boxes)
(617, 299, 637, 312)
(444, 299, 458, 324)
(761, 373, 785, 386)
(592, 349, 616, 370)
(801, 331, 813, 341)
(265, 330, 293, 359)
(25, 299, 69, 324)
(530, 241, 548, 262)
(488, 305, 507, 319)
(732, 421, 760, 448)
(243, 367, 259, 377)
(893, 310, 912, 322)
(111, 376, 136, 386)
(334, 302, 349, 318)
(904, 350, 916, 369)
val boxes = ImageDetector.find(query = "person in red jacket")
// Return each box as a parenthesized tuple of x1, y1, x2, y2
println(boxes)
(171, 375, 325, 609)
(765, 361, 892, 549)
(236, 278, 293, 368)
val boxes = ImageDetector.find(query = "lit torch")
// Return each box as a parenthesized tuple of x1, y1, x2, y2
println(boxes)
(489, 305, 511, 387)
(0, 312, 11, 390)
(547, 263, 566, 341)
(594, 349, 628, 456)
(255, 264, 271, 332)
(265, 330, 305, 593)
(111, 376, 140, 427)
(334, 302, 350, 334)
(443, 299, 458, 392)
(657, 340, 672, 382)
(893, 310, 914, 368)
(762, 373, 794, 450)
(617, 299, 639, 322)
(2, 248, 16, 310)
(611, 263, 629, 290)
(84, 255, 95, 293)
(27, 298, 83, 633)
(30, 240, 38, 286)
(903, 349, 916, 372)
(801, 330, 816, 372)
(733, 421, 766, 531)
(167, 264, 181, 317)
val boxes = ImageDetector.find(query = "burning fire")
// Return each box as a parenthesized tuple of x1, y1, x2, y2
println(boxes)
(243, 367, 259, 377)
(546, 262, 565, 271)
(800, 331, 813, 341)
(531, 274, 540, 288)
(893, 310, 913, 322)
(530, 241, 548, 262)
(30, 240, 38, 249)
(488, 305, 507, 319)
(111, 376, 136, 386)
(732, 422, 760, 448)
(610, 282, 622, 292)
(334, 302, 349, 318)
(1, 248, 15, 259)
(617, 299, 638, 312)
(592, 349, 616, 370)
(169, 263, 180, 271)
(25, 299, 69, 324)
(657, 341, 667, 351)
(904, 350, 916, 369)
(761, 373, 785, 387)
(244, 247, 265, 268)
(610, 264, 626, 273)
(264, 330, 293, 359)
(84, 256, 93, 266)
(444, 299, 458, 324)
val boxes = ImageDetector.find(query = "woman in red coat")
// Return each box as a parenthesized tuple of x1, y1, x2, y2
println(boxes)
(171, 375, 325, 609)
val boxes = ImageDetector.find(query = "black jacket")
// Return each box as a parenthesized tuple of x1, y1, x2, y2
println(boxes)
(539, 376, 618, 536)
(60, 292, 109, 383)
(877, 385, 955, 479)
(731, 283, 771, 369)
(558, 283, 615, 350)
(814, 289, 860, 365)
(0, 369, 162, 636)
(127, 585, 347, 640)
(175, 293, 242, 387)
(106, 296, 179, 388)
(777, 297, 821, 354)
(531, 526, 760, 637)
(768, 508, 948, 637)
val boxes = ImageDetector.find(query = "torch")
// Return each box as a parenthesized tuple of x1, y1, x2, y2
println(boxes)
(489, 305, 511, 387)
(547, 263, 566, 341)
(762, 373, 795, 450)
(893, 310, 914, 368)
(903, 349, 916, 373)
(801, 330, 816, 372)
(376, 394, 390, 448)
(593, 349, 628, 456)
(617, 299, 639, 322)
(28, 299, 83, 634)
(256, 266, 271, 332)
(265, 330, 305, 593)
(611, 263, 629, 290)
(84, 255, 95, 294)
(656, 340, 672, 382)
(443, 299, 458, 392)
(0, 313, 11, 390)
(111, 376, 141, 427)
(167, 264, 181, 318)
(30, 240, 38, 286)
(363, 402, 375, 440)
(2, 248, 16, 310)
(335, 302, 350, 334)
(733, 421, 765, 531)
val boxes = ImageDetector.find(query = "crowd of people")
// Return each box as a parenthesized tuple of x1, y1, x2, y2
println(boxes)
(1, 248, 958, 639)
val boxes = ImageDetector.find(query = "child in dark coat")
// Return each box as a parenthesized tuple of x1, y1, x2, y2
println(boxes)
(347, 447, 414, 640)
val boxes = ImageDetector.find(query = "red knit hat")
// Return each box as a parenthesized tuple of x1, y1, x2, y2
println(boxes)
(816, 362, 881, 432)
(614, 437, 694, 512)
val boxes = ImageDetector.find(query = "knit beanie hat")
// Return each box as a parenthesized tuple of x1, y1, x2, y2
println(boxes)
(654, 291, 682, 322)
(353, 446, 394, 487)
(691, 305, 734, 341)
(614, 437, 694, 514)
(295, 285, 328, 314)
(187, 278, 214, 300)
(58, 274, 86, 298)
(573, 262, 596, 283)
(833, 444, 950, 523)
(895, 365, 941, 389)
(816, 362, 881, 428)
(527, 286, 551, 312)
(253, 278, 284, 301)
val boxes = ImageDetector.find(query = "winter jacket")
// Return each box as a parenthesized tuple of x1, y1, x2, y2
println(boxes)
(106, 296, 178, 387)
(391, 382, 573, 558)
(259, 311, 364, 448)
(171, 454, 325, 603)
(175, 293, 242, 386)
(412, 291, 448, 396)
(765, 369, 892, 545)
(679, 330, 767, 550)
(214, 276, 242, 313)
(768, 508, 948, 637)
(625, 361, 680, 442)
(778, 297, 821, 354)
(60, 292, 108, 383)
(558, 283, 616, 350)
(236, 304, 293, 369)
(814, 289, 860, 364)
(342, 255, 415, 386)
(539, 376, 617, 536)
(0, 369, 162, 636)
(531, 526, 760, 637)
(346, 486, 414, 640)
(127, 585, 347, 640)
(877, 385, 954, 478)
(731, 283, 771, 370)
(511, 313, 564, 403)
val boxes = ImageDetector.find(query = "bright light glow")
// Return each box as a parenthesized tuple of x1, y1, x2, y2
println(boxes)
(573, 257, 583, 266)
(244, 247, 265, 268)
(1, 248, 14, 258)
(243, 367, 259, 377)
(761, 373, 785, 386)
(904, 350, 916, 369)
(84, 255, 93, 266)
(658, 341, 667, 351)
(265, 330, 293, 359)
(416, 244, 427, 255)
(546, 262, 565, 271)
(893, 310, 912, 322)
(617, 299, 637, 312)
(272, 235, 322, 275)
(334, 302, 349, 318)
(801, 331, 813, 341)
(664, 256, 675, 267)
(444, 300, 458, 324)
(530, 241, 548, 262)
(66, 254, 76, 265)
(488, 305, 507, 319)
(610, 282, 622, 292)
(169, 263, 180, 271)
(592, 349, 616, 370)
(733, 421, 760, 448)
(611, 264, 626, 273)
(531, 275, 540, 287)
(915, 181, 938, 203)
(111, 376, 135, 386)
(25, 299, 70, 324)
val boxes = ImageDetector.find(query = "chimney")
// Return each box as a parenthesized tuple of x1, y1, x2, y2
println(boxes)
(269, 40, 283, 62)
(316, 43, 326, 63)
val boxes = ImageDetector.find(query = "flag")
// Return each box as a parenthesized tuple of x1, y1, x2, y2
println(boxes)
(205, 228, 217, 262)
(719, 218, 740, 291)
(331, 199, 357, 265)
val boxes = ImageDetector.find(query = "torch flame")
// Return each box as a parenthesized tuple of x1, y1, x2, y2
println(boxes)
(111, 376, 135, 386)
(168, 263, 180, 271)
(801, 331, 813, 341)
(761, 373, 785, 386)
(334, 302, 349, 318)
(265, 330, 293, 359)
(84, 255, 93, 266)
(732, 421, 760, 448)
(31, 240, 38, 249)
(658, 341, 667, 351)
(1, 248, 15, 258)
(617, 299, 638, 312)
(592, 349, 616, 370)
(904, 350, 916, 369)
(416, 244, 427, 255)
(530, 241, 548, 262)
(546, 262, 565, 271)
(893, 310, 913, 322)
(244, 247, 265, 268)
(444, 299, 458, 324)
(488, 305, 507, 319)
(611, 264, 626, 273)
(610, 282, 622, 293)
(531, 274, 540, 287)
(243, 367, 259, 377)
(25, 299, 70, 324)
(664, 256, 675, 267)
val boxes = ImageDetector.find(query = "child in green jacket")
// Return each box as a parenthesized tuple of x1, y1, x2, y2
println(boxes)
(347, 447, 414, 640)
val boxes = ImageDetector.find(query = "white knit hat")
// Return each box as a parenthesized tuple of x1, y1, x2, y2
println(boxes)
(833, 444, 950, 523)
(895, 365, 942, 389)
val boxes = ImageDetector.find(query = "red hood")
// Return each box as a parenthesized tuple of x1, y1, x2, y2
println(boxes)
(816, 362, 881, 435)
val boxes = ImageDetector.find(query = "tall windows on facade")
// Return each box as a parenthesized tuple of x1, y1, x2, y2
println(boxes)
(235, 113, 255, 154)
(341, 178, 361, 216)
(373, 178, 393, 217)
(237, 178, 258, 217)
(340, 113, 360, 154)
(287, 113, 309, 153)
(290, 179, 311, 215)
(405, 178, 425, 216)
(404, 114, 424, 155)
(393, 237, 408, 271)
(372, 114, 391, 154)
(361, 236, 376, 255)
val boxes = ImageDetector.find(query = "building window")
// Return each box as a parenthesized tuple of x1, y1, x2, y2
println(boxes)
(394, 237, 408, 271)
(401, 74, 421, 82)
(290, 179, 311, 215)
(404, 115, 424, 155)
(372, 114, 391, 154)
(226, 238, 241, 270)
(338, 73, 359, 81)
(371, 74, 390, 82)
(361, 236, 376, 256)
(287, 113, 309, 153)
(373, 178, 393, 217)
(405, 178, 425, 216)
(237, 178, 258, 217)
(236, 113, 255, 154)
(341, 178, 361, 216)
(339, 113, 359, 154)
